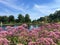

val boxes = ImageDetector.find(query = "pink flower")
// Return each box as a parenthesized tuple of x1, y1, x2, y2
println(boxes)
(0, 38, 10, 45)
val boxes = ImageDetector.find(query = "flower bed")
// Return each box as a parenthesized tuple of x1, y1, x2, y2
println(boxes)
(0, 23, 60, 45)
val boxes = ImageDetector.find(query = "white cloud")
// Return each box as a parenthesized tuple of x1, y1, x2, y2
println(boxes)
(33, 5, 53, 16)
(0, 0, 26, 13)
(0, 0, 60, 20)
(33, 0, 60, 16)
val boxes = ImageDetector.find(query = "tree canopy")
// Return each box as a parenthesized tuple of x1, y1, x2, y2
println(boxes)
(0, 10, 60, 24)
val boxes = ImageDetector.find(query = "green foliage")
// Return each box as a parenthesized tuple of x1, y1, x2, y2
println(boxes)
(32, 20, 38, 24)
(1, 10, 60, 24)
(37, 10, 60, 23)
(0, 16, 8, 23)
(0, 14, 31, 24)
(8, 15, 15, 23)
(18, 14, 25, 23)
(7, 36, 19, 45)
(25, 14, 31, 23)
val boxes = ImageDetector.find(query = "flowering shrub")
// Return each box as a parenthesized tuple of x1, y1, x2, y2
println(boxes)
(0, 23, 60, 45)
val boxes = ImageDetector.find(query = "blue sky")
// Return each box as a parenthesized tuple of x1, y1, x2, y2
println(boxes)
(0, 0, 60, 20)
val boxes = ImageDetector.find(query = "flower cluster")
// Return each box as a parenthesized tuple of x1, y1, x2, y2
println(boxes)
(0, 23, 60, 45)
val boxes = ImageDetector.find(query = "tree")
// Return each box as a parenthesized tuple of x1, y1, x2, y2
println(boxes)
(0, 16, 8, 23)
(18, 14, 25, 23)
(37, 17, 45, 22)
(54, 10, 60, 22)
(2, 16, 8, 23)
(25, 14, 31, 23)
(8, 15, 15, 23)
(0, 16, 2, 22)
(32, 20, 37, 24)
(15, 19, 19, 23)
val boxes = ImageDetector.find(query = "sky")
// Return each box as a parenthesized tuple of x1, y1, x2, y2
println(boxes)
(0, 0, 60, 20)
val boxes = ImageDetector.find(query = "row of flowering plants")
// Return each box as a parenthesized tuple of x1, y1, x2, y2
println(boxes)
(0, 23, 60, 45)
